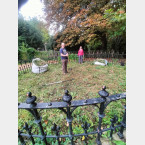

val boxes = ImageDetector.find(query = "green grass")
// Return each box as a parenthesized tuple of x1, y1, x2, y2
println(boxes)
(18, 61, 126, 144)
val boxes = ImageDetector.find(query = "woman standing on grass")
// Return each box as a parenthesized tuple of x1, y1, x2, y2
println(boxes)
(78, 46, 84, 64)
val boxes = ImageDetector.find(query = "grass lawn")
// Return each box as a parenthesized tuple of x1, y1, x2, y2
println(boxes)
(18, 60, 126, 144)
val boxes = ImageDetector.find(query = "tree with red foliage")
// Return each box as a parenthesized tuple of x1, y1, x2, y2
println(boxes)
(44, 0, 126, 52)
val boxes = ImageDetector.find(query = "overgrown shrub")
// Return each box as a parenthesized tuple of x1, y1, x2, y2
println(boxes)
(35, 50, 55, 61)
(58, 56, 61, 62)
(18, 42, 37, 62)
(57, 53, 78, 62)
(28, 48, 37, 60)
(68, 54, 78, 61)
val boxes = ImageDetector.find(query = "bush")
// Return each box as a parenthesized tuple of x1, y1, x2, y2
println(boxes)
(68, 54, 78, 61)
(35, 51, 48, 61)
(27, 47, 38, 60)
(34, 50, 55, 61)
(57, 54, 78, 62)
(58, 56, 61, 62)
(18, 42, 37, 62)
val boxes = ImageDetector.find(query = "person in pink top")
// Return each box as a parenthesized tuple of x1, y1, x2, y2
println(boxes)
(78, 46, 84, 64)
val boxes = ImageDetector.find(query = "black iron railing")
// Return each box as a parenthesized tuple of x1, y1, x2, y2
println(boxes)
(18, 86, 126, 145)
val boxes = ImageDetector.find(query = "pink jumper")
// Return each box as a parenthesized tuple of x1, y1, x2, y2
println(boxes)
(78, 49, 84, 56)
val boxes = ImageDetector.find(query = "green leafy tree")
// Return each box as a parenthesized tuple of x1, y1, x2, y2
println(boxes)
(104, 6, 126, 52)
(18, 15, 44, 49)
(18, 15, 55, 61)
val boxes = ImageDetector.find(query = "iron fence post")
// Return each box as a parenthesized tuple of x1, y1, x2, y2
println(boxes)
(117, 105, 126, 139)
(51, 123, 61, 145)
(23, 122, 35, 145)
(26, 92, 48, 145)
(82, 121, 90, 145)
(62, 90, 74, 145)
(96, 86, 109, 145)
(109, 115, 118, 139)
(18, 130, 26, 145)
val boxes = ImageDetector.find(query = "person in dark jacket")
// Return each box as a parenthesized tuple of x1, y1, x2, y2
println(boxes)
(60, 43, 69, 74)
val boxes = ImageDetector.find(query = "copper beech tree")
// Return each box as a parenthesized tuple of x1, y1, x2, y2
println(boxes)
(44, 0, 126, 52)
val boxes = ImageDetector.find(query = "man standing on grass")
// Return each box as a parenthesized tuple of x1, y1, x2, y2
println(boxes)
(60, 43, 68, 74)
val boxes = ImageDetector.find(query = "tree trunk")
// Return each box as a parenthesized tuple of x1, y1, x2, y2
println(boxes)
(100, 33, 107, 51)
(44, 43, 47, 51)
(95, 31, 107, 51)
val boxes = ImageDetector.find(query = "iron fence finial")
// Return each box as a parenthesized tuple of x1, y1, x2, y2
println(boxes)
(26, 92, 37, 107)
(62, 90, 72, 105)
(98, 86, 109, 99)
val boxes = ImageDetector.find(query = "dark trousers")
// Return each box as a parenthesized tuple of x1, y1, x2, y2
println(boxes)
(79, 55, 83, 64)
(62, 59, 68, 73)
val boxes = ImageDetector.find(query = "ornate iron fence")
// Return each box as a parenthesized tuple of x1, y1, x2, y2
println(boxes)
(18, 86, 126, 145)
